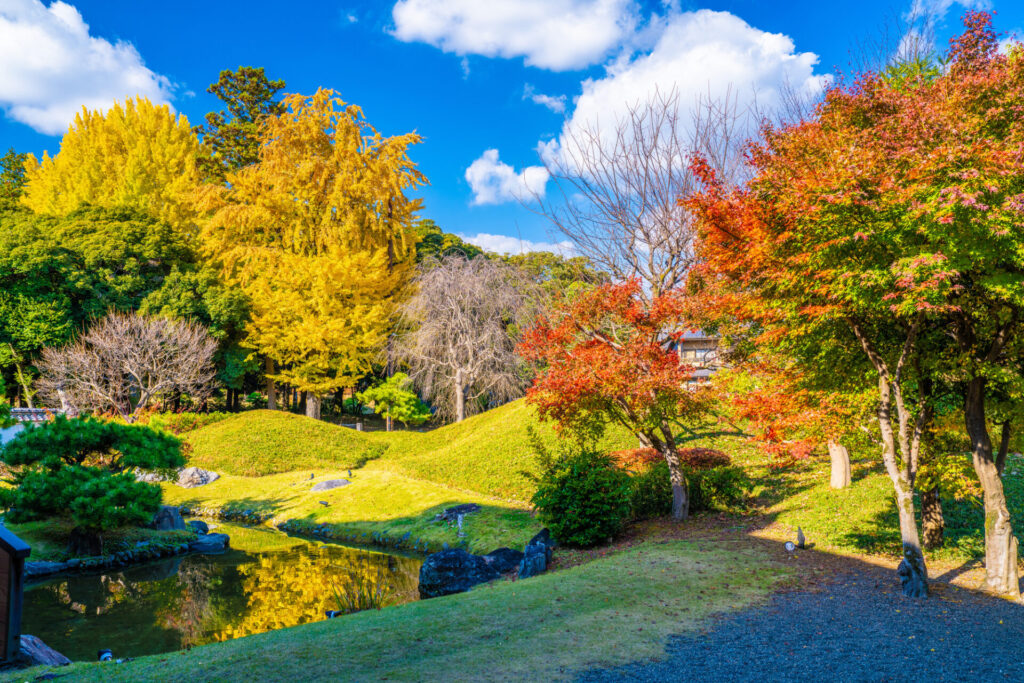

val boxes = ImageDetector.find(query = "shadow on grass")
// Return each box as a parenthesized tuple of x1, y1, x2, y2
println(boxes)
(174, 495, 291, 518)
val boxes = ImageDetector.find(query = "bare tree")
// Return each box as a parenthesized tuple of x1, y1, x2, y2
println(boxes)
(396, 255, 533, 422)
(38, 312, 218, 422)
(534, 86, 750, 299)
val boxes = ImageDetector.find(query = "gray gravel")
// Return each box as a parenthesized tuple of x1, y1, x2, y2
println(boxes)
(578, 566, 1024, 682)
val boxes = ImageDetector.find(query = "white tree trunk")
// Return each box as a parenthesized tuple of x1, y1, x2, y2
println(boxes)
(828, 441, 852, 489)
(305, 394, 321, 420)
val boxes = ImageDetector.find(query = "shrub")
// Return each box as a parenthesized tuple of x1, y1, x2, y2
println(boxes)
(611, 447, 731, 473)
(609, 447, 661, 471)
(531, 445, 633, 547)
(0, 416, 183, 554)
(679, 448, 731, 470)
(140, 411, 233, 435)
(630, 461, 752, 519)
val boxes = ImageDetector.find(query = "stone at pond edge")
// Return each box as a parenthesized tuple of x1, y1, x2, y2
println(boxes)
(311, 479, 350, 492)
(25, 561, 67, 579)
(434, 503, 481, 523)
(17, 634, 71, 667)
(418, 549, 500, 599)
(189, 532, 230, 554)
(518, 528, 555, 580)
(188, 520, 209, 535)
(150, 505, 186, 532)
(483, 547, 524, 574)
(177, 467, 221, 489)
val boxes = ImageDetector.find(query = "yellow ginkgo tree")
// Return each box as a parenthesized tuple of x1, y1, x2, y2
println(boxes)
(198, 88, 425, 418)
(21, 97, 200, 231)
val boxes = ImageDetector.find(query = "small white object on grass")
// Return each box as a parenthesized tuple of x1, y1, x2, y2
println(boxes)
(785, 541, 796, 554)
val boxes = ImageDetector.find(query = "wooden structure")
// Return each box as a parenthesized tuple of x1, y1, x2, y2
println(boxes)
(0, 527, 29, 665)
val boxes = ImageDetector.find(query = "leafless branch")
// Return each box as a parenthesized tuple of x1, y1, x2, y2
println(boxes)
(38, 312, 218, 422)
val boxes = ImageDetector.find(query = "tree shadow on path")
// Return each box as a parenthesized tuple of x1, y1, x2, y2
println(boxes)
(576, 518, 1024, 683)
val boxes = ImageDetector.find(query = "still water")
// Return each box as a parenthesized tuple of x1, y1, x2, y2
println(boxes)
(23, 523, 422, 661)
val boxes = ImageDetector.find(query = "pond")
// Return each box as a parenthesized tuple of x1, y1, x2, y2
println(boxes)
(23, 522, 422, 661)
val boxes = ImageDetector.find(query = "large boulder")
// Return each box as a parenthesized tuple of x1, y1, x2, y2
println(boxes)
(434, 503, 481, 523)
(189, 532, 230, 554)
(187, 520, 209, 535)
(150, 505, 186, 531)
(177, 467, 220, 489)
(483, 547, 524, 574)
(18, 634, 71, 667)
(311, 479, 350, 492)
(518, 528, 555, 580)
(418, 549, 500, 599)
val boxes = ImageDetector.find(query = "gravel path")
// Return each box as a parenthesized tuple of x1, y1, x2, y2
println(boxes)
(578, 563, 1024, 682)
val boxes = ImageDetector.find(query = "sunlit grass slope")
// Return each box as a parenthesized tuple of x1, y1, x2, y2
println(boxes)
(364, 399, 636, 501)
(185, 410, 383, 477)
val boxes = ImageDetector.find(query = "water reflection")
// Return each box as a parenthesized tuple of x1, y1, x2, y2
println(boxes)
(24, 525, 421, 661)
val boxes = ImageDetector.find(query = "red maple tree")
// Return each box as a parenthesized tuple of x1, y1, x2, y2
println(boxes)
(519, 279, 729, 520)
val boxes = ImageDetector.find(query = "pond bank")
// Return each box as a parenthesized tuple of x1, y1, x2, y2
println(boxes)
(22, 521, 421, 662)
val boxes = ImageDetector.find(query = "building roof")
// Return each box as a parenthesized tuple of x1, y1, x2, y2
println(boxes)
(9, 408, 61, 423)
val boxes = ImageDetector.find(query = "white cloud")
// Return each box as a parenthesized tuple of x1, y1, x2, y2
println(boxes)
(543, 10, 830, 171)
(523, 84, 566, 113)
(465, 149, 549, 205)
(391, 0, 637, 71)
(0, 0, 174, 135)
(907, 0, 990, 22)
(459, 232, 577, 255)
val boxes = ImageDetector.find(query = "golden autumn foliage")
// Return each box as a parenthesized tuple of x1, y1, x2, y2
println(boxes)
(198, 88, 425, 397)
(21, 97, 200, 230)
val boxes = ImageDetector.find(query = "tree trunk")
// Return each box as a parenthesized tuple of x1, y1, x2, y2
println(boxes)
(455, 369, 466, 422)
(828, 441, 851, 489)
(965, 377, 1020, 597)
(894, 485, 929, 597)
(662, 446, 689, 521)
(921, 486, 944, 550)
(68, 527, 102, 556)
(305, 394, 321, 420)
(300, 391, 307, 415)
(265, 357, 277, 410)
(386, 414, 393, 432)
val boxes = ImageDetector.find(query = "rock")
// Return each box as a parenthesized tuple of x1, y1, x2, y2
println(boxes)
(189, 532, 230, 554)
(434, 503, 482, 523)
(18, 634, 71, 667)
(150, 505, 186, 532)
(311, 479, 350, 492)
(519, 528, 555, 579)
(188, 520, 209, 535)
(177, 467, 220, 489)
(135, 470, 167, 483)
(25, 561, 67, 579)
(418, 549, 500, 599)
(482, 547, 524, 574)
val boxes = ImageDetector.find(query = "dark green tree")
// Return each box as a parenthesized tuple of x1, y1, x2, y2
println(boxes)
(0, 416, 184, 554)
(0, 148, 28, 211)
(0, 206, 195, 402)
(196, 66, 286, 180)
(413, 219, 484, 261)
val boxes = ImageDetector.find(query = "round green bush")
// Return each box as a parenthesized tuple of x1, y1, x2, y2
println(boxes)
(531, 448, 633, 547)
(630, 461, 752, 519)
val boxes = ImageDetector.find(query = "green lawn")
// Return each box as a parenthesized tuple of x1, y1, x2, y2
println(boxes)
(14, 541, 790, 682)
(185, 410, 385, 476)
(162, 468, 541, 555)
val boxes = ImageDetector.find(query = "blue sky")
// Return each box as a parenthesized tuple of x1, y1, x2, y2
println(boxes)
(1, 0, 1021, 253)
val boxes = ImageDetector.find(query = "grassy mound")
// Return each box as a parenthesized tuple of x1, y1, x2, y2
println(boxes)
(185, 410, 384, 477)
(367, 400, 636, 501)
(36, 541, 789, 682)
(163, 469, 539, 554)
